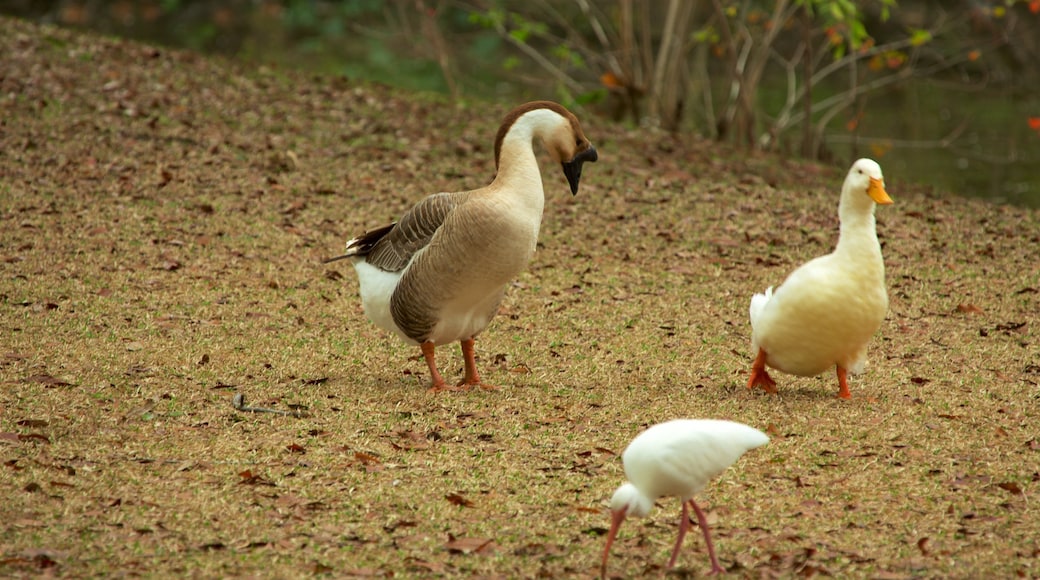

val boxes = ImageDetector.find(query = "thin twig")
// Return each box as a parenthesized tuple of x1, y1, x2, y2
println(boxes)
(232, 393, 309, 418)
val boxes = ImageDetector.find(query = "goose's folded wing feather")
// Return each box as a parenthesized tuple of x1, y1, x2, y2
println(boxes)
(361, 192, 462, 272)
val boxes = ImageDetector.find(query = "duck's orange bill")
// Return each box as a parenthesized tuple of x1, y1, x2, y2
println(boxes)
(868, 177, 893, 205)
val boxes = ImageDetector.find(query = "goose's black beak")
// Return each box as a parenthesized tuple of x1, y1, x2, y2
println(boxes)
(562, 146, 598, 195)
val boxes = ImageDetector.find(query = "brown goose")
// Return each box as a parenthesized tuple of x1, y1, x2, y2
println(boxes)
(326, 101, 597, 392)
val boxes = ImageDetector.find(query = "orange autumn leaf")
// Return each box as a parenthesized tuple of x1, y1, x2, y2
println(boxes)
(600, 72, 622, 89)
(1031, 0, 1040, 14)
(846, 118, 859, 131)
(956, 303, 984, 315)
(967, 49, 981, 62)
(869, 141, 892, 158)
(1028, 117, 1040, 131)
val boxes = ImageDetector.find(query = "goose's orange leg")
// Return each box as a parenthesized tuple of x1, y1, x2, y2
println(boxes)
(747, 348, 777, 394)
(421, 341, 451, 392)
(835, 365, 852, 399)
(458, 338, 496, 390)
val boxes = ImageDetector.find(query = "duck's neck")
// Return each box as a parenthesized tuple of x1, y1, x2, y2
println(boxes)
(835, 197, 882, 262)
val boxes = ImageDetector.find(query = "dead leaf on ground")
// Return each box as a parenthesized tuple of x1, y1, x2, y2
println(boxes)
(238, 470, 274, 486)
(21, 374, 71, 387)
(444, 535, 495, 555)
(445, 493, 474, 508)
(996, 481, 1023, 495)
(956, 303, 983, 314)
(407, 558, 447, 573)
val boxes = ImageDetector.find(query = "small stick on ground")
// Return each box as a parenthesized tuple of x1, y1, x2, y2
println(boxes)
(232, 393, 309, 418)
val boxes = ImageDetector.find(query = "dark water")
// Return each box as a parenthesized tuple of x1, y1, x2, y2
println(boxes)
(3, 2, 1038, 207)
(825, 82, 1039, 207)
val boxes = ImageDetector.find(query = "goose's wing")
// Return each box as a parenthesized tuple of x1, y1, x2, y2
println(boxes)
(358, 192, 463, 273)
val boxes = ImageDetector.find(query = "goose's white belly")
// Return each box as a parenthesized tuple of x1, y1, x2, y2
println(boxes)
(353, 261, 409, 341)
(353, 260, 507, 346)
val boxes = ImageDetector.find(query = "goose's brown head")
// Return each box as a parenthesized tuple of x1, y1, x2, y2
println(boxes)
(494, 101, 598, 195)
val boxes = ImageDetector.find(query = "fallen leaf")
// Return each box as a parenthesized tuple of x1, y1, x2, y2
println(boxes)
(444, 535, 495, 554)
(407, 558, 447, 573)
(994, 321, 1027, 333)
(22, 374, 71, 387)
(383, 520, 417, 533)
(238, 470, 274, 486)
(16, 419, 48, 430)
(445, 493, 474, 508)
(286, 443, 305, 454)
(916, 537, 930, 555)
(997, 481, 1023, 495)
(354, 452, 381, 464)
(955, 303, 983, 315)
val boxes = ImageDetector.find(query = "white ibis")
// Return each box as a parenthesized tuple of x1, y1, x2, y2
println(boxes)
(325, 101, 597, 392)
(748, 158, 892, 399)
(601, 419, 769, 577)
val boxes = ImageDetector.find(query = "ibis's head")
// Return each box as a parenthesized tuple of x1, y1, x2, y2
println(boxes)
(601, 483, 654, 578)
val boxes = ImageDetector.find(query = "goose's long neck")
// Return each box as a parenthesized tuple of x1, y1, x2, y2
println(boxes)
(490, 118, 547, 215)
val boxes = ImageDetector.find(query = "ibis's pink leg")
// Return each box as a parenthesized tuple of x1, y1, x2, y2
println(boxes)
(835, 365, 852, 399)
(458, 338, 496, 390)
(421, 342, 450, 392)
(600, 507, 627, 579)
(689, 499, 724, 575)
(747, 348, 777, 394)
(666, 501, 693, 569)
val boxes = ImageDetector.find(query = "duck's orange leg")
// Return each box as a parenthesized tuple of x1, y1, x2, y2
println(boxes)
(458, 338, 496, 390)
(421, 341, 451, 392)
(748, 348, 777, 394)
(835, 365, 852, 399)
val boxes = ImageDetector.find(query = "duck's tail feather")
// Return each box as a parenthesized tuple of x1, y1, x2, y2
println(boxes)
(749, 286, 773, 332)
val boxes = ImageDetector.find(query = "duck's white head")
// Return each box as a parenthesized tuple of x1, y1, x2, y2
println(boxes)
(493, 101, 598, 195)
(843, 158, 893, 208)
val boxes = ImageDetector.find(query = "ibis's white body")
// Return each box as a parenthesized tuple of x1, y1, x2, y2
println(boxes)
(611, 419, 770, 514)
(602, 419, 769, 576)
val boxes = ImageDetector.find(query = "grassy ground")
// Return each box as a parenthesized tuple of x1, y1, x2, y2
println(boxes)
(2, 16, 1038, 579)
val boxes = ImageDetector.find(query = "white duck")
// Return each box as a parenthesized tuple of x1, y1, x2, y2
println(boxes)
(326, 101, 597, 392)
(601, 419, 770, 577)
(747, 158, 893, 399)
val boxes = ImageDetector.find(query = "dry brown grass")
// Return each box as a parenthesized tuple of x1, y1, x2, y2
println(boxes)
(2, 16, 1038, 579)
